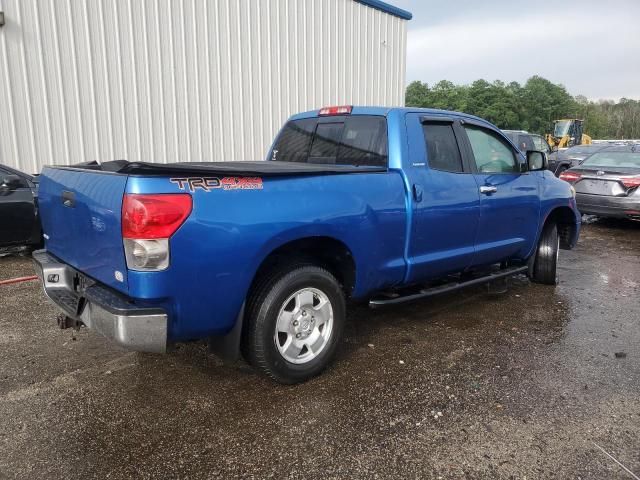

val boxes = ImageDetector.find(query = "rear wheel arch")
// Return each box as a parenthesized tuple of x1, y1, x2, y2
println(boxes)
(248, 236, 357, 300)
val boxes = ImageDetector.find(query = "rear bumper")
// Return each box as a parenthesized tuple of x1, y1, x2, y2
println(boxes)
(576, 193, 640, 219)
(32, 249, 168, 353)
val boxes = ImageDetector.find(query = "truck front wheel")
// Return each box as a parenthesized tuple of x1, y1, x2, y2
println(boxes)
(243, 265, 346, 384)
(530, 222, 559, 285)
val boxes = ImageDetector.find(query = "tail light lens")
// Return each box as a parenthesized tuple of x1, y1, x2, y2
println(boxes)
(559, 171, 582, 183)
(319, 105, 352, 116)
(621, 177, 640, 189)
(124, 239, 170, 270)
(122, 194, 192, 271)
(122, 194, 192, 239)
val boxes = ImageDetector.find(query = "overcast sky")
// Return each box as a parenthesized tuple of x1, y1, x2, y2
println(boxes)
(391, 0, 640, 101)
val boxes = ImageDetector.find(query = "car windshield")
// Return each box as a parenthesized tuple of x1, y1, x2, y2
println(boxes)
(581, 152, 640, 168)
(554, 121, 571, 138)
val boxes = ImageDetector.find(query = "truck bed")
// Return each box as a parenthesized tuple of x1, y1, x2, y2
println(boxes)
(68, 160, 387, 176)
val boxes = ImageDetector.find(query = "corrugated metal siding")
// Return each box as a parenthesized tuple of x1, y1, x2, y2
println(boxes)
(0, 0, 407, 173)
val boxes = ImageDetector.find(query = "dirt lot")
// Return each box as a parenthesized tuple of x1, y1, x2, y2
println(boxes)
(0, 219, 638, 479)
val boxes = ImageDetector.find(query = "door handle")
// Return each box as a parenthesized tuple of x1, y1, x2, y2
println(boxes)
(479, 185, 497, 195)
(412, 184, 423, 202)
(62, 190, 75, 208)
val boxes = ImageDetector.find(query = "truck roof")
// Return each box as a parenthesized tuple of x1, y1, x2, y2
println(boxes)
(289, 106, 496, 129)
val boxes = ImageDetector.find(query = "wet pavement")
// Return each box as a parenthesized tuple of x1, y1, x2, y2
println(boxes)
(1, 219, 639, 479)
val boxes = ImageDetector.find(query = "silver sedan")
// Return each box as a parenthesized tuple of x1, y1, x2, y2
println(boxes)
(559, 145, 640, 221)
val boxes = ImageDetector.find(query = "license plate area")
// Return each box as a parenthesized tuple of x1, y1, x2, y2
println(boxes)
(578, 179, 615, 196)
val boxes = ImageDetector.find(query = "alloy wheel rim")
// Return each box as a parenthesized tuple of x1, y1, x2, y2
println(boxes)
(274, 287, 334, 364)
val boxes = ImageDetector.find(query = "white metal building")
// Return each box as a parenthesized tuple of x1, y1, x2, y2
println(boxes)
(0, 0, 410, 173)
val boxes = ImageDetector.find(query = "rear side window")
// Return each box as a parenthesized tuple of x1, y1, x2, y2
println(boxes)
(271, 116, 388, 167)
(422, 123, 464, 173)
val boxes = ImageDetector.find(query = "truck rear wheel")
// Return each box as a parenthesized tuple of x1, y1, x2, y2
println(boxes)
(243, 265, 345, 384)
(530, 222, 559, 285)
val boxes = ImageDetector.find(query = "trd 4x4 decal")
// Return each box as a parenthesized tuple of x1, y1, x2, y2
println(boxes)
(170, 177, 263, 192)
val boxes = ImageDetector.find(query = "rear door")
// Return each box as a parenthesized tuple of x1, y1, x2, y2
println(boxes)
(404, 113, 480, 282)
(0, 167, 37, 247)
(38, 167, 130, 292)
(459, 124, 540, 265)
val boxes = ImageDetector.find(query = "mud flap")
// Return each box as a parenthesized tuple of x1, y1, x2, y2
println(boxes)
(208, 303, 245, 362)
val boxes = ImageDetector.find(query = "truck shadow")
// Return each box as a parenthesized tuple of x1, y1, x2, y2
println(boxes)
(159, 274, 571, 387)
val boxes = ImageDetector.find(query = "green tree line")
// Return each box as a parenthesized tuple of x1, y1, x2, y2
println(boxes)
(405, 76, 640, 140)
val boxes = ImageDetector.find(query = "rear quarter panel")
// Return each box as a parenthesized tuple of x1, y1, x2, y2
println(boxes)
(126, 172, 407, 341)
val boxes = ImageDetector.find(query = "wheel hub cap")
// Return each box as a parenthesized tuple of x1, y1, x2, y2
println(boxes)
(274, 288, 334, 364)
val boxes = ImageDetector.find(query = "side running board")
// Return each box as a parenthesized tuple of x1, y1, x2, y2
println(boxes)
(369, 265, 529, 308)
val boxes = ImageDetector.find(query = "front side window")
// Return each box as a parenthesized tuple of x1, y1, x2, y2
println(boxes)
(465, 126, 518, 173)
(271, 116, 388, 167)
(422, 123, 464, 173)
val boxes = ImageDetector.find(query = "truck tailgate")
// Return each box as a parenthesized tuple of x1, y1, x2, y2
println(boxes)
(38, 167, 129, 292)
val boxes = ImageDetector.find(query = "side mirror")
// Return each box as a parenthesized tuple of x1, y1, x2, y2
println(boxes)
(551, 145, 558, 152)
(526, 150, 548, 171)
(1, 175, 23, 191)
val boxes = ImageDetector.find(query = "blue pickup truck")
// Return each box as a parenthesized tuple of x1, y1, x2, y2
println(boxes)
(33, 106, 580, 383)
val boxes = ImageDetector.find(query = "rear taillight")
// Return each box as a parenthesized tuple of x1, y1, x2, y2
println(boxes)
(122, 194, 192, 271)
(621, 177, 640, 189)
(319, 105, 352, 116)
(559, 171, 582, 183)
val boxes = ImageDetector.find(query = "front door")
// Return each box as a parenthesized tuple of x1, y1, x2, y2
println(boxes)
(459, 124, 540, 265)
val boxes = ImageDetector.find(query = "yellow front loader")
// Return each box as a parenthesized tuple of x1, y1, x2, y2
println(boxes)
(545, 119, 592, 149)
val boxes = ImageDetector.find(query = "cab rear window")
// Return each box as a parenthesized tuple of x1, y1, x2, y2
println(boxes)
(271, 116, 388, 167)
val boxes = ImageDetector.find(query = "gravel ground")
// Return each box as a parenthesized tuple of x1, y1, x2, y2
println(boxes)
(0, 219, 638, 479)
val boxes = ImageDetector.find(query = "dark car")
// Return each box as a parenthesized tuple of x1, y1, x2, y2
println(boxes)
(502, 130, 536, 152)
(503, 130, 555, 170)
(502, 130, 553, 153)
(0, 165, 42, 250)
(559, 145, 640, 221)
(548, 144, 609, 176)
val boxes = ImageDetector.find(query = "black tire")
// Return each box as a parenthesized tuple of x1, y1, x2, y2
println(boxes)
(530, 222, 559, 285)
(242, 265, 346, 384)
